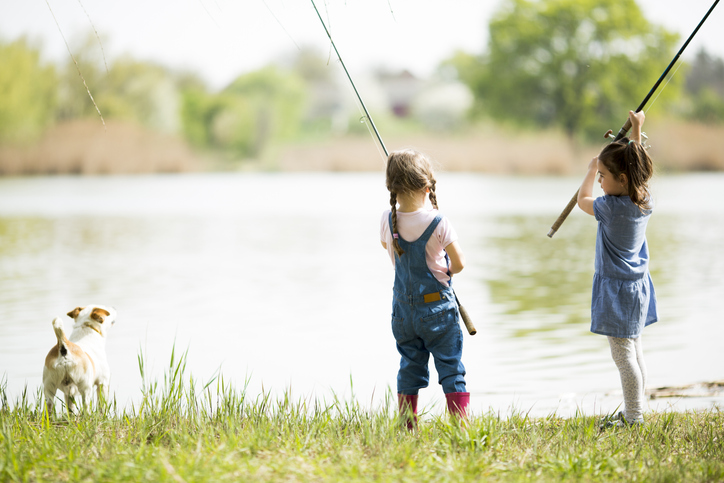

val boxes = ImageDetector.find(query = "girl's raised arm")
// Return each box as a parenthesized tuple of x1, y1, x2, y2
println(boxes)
(628, 110, 645, 144)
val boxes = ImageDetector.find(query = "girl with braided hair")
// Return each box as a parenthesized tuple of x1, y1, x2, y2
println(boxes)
(379, 149, 468, 428)
(577, 110, 658, 428)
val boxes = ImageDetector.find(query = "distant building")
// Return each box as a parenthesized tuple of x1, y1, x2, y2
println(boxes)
(303, 67, 473, 133)
(376, 69, 422, 118)
(411, 80, 474, 130)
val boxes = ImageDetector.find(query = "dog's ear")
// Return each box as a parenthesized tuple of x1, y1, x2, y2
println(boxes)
(90, 308, 111, 323)
(67, 307, 83, 319)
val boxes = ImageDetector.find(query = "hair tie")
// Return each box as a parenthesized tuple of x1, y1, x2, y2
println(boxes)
(393, 233, 399, 239)
(628, 140, 636, 145)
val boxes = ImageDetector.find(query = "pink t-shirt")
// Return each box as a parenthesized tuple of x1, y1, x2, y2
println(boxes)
(380, 208, 458, 286)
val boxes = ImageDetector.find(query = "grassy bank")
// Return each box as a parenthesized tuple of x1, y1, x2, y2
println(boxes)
(2, 352, 722, 482)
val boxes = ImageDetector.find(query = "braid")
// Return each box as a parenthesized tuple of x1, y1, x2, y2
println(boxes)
(385, 148, 439, 258)
(428, 179, 439, 209)
(389, 192, 404, 257)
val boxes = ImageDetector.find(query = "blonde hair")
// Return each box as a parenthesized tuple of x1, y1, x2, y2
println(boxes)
(598, 138, 653, 211)
(385, 149, 439, 257)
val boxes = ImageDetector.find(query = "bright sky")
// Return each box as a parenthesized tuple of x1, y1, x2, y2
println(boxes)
(1, 0, 723, 90)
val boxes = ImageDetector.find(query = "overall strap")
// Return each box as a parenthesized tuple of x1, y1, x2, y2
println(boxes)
(445, 252, 452, 287)
(418, 215, 442, 244)
(388, 213, 443, 246)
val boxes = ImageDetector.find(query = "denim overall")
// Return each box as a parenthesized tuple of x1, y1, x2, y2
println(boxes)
(390, 213, 466, 396)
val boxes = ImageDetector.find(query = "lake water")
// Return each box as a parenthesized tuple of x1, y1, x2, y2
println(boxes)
(1, 172, 722, 417)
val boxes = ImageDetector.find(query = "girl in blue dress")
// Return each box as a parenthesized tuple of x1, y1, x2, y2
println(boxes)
(577, 110, 658, 426)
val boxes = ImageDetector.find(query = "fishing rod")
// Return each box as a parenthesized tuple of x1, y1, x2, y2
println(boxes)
(309, 0, 476, 335)
(310, 0, 388, 157)
(547, 0, 720, 238)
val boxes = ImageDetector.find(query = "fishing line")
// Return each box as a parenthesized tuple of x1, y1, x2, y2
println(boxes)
(629, 0, 720, 121)
(44, 0, 105, 128)
(386, 0, 397, 21)
(310, 0, 388, 157)
(336, 65, 388, 162)
(354, 106, 386, 162)
(312, 0, 384, 160)
(644, 60, 685, 114)
(322, 1, 335, 69)
(198, 0, 223, 30)
(308, 0, 477, 336)
(260, 0, 301, 50)
(75, 0, 109, 73)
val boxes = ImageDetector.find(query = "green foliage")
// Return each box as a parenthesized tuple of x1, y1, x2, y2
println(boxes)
(208, 94, 257, 154)
(57, 35, 181, 133)
(684, 49, 724, 123)
(685, 49, 724, 98)
(97, 57, 181, 133)
(688, 88, 724, 124)
(452, 0, 681, 140)
(179, 87, 218, 148)
(0, 38, 57, 144)
(288, 46, 336, 84)
(223, 66, 307, 156)
(0, 30, 310, 161)
(55, 34, 107, 122)
(179, 66, 307, 158)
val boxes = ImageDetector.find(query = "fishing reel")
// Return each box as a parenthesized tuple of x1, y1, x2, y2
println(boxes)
(604, 129, 651, 149)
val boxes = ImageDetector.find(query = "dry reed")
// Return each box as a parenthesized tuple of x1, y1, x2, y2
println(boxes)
(0, 119, 200, 175)
(2, 119, 723, 176)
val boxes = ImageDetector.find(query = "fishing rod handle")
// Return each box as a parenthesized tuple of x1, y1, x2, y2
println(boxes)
(459, 304, 477, 335)
(547, 189, 580, 238)
(614, 118, 633, 142)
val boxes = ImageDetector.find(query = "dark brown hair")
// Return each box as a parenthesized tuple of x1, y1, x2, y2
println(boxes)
(385, 149, 438, 257)
(598, 138, 653, 211)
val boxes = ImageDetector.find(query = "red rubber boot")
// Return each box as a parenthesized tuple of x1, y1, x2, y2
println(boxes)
(445, 392, 470, 419)
(398, 394, 418, 430)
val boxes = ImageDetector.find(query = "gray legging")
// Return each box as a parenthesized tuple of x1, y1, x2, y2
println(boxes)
(608, 336, 647, 422)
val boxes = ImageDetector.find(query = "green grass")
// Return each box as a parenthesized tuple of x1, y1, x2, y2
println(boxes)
(2, 349, 723, 482)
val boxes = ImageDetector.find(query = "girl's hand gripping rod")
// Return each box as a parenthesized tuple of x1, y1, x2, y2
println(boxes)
(310, 0, 477, 335)
(547, 0, 719, 238)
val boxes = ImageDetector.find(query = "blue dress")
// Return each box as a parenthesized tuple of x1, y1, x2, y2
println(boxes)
(591, 195, 658, 338)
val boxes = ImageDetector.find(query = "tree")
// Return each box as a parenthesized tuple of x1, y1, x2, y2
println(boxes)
(97, 56, 181, 133)
(57, 34, 182, 133)
(179, 65, 306, 158)
(686, 48, 724, 98)
(55, 33, 107, 122)
(685, 49, 724, 124)
(0, 38, 57, 144)
(452, 0, 680, 140)
(221, 66, 306, 157)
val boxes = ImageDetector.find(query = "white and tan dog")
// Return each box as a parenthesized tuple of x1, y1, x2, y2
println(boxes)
(42, 305, 117, 413)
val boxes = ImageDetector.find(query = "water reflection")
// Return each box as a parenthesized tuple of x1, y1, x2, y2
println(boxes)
(484, 215, 595, 334)
(0, 173, 722, 416)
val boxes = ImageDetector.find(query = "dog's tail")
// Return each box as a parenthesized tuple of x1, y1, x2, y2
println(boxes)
(52, 317, 69, 357)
